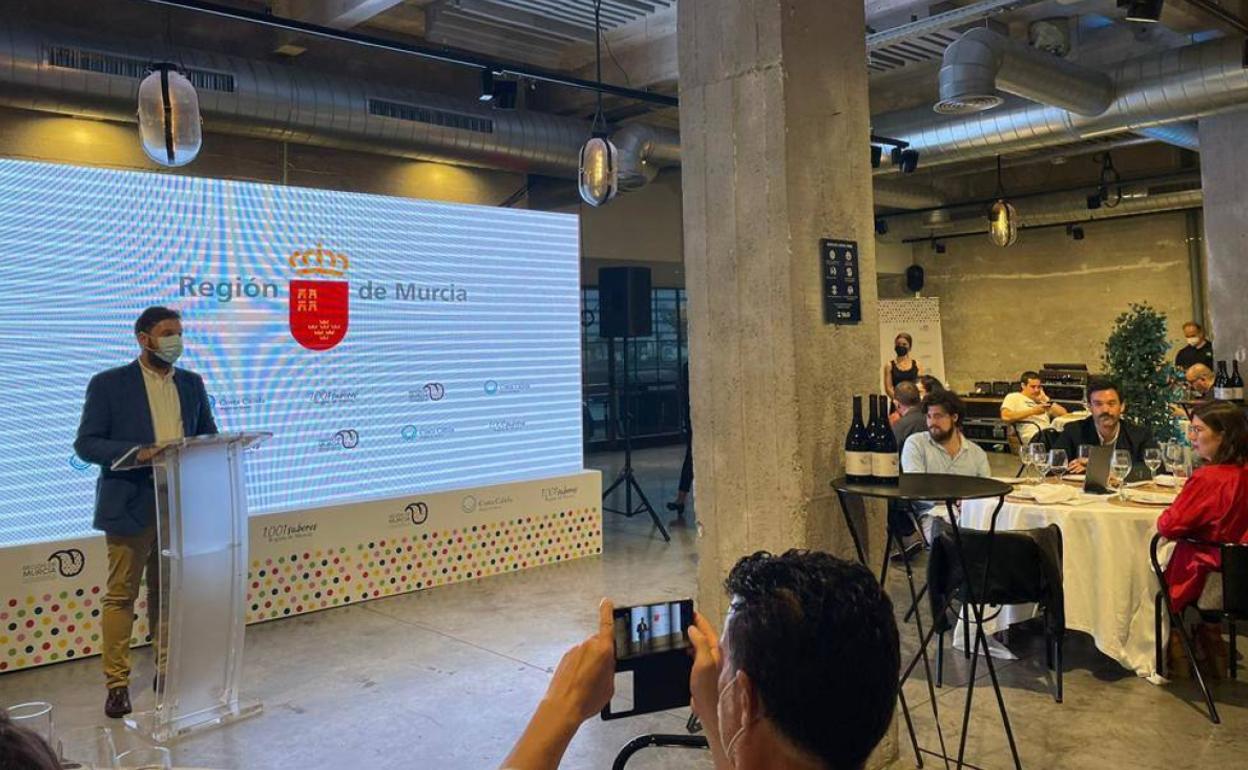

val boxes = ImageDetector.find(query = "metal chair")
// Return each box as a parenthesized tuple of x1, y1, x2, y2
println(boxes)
(1150, 532, 1248, 724)
(611, 734, 709, 769)
(928, 521, 1066, 703)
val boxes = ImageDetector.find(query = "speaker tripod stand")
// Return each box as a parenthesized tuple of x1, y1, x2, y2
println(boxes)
(602, 335, 670, 542)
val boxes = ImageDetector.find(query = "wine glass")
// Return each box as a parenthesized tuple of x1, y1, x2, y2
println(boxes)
(1110, 450, 1133, 501)
(1018, 442, 1035, 480)
(1078, 444, 1092, 468)
(1143, 448, 1162, 481)
(1164, 442, 1188, 481)
(1049, 449, 1068, 484)
(1033, 446, 1052, 483)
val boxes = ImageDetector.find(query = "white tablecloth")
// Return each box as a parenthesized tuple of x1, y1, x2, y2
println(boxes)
(957, 496, 1163, 677)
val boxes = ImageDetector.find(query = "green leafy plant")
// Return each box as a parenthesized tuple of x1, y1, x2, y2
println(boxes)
(1102, 302, 1183, 442)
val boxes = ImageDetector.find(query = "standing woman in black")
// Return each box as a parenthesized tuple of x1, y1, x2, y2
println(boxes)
(884, 332, 921, 403)
(667, 361, 693, 526)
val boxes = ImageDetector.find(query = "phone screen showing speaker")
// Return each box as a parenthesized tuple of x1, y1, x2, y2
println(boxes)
(613, 599, 693, 660)
(602, 599, 694, 720)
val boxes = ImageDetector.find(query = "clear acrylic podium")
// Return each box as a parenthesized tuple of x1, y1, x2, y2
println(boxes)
(111, 431, 270, 743)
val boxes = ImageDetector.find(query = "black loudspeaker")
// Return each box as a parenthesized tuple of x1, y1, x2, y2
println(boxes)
(906, 264, 925, 292)
(598, 267, 652, 338)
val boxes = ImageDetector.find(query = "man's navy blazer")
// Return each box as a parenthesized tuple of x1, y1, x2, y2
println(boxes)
(74, 360, 218, 536)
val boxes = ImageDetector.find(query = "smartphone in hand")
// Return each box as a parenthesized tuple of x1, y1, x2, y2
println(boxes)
(601, 599, 694, 720)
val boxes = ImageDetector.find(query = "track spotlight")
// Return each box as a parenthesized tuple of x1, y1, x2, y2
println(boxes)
(875, 218, 889, 235)
(1087, 193, 1102, 210)
(932, 241, 947, 255)
(871, 145, 883, 169)
(479, 69, 495, 102)
(1123, 0, 1164, 23)
(891, 148, 920, 174)
(1067, 224, 1085, 241)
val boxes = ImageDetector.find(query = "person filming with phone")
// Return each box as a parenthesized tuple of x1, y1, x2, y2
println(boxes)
(499, 550, 900, 770)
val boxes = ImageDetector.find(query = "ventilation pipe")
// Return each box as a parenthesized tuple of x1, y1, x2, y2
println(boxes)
(0, 22, 679, 186)
(1138, 122, 1201, 151)
(875, 36, 1247, 171)
(934, 27, 1114, 116)
(878, 173, 1203, 241)
(612, 122, 681, 191)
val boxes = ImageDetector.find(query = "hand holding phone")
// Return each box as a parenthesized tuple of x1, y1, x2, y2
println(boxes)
(687, 612, 723, 726)
(544, 598, 617, 723)
(602, 599, 695, 720)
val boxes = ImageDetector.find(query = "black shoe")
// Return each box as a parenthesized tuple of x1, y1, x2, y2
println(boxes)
(666, 501, 686, 515)
(105, 686, 132, 718)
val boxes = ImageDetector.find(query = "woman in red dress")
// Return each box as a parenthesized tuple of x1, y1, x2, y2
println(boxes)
(1156, 400, 1248, 676)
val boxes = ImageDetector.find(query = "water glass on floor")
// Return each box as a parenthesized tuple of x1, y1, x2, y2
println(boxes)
(58, 725, 119, 769)
(5, 701, 54, 745)
(115, 746, 172, 770)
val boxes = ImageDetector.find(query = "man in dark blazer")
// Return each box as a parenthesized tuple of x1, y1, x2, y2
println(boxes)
(74, 306, 217, 718)
(1054, 376, 1159, 474)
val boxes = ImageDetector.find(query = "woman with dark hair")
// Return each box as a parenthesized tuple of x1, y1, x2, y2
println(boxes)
(884, 333, 920, 401)
(0, 711, 62, 770)
(917, 374, 944, 400)
(1157, 400, 1248, 676)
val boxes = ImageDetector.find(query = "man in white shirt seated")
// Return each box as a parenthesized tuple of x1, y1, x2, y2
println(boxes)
(1000, 370, 1068, 444)
(902, 390, 992, 541)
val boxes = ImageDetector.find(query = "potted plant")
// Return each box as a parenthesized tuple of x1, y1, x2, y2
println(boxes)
(1102, 302, 1183, 442)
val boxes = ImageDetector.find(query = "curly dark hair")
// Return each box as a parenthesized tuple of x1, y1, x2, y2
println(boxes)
(922, 388, 966, 427)
(724, 550, 899, 770)
(1191, 400, 1248, 466)
(0, 712, 61, 770)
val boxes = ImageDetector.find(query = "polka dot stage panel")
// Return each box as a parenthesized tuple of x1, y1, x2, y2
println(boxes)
(0, 473, 602, 674)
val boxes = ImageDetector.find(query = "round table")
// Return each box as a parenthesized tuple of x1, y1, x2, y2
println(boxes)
(832, 473, 1018, 770)
(959, 492, 1165, 678)
(831, 474, 1013, 564)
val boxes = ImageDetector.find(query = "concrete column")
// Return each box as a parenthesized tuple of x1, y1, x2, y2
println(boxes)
(1199, 110, 1248, 362)
(678, 0, 886, 641)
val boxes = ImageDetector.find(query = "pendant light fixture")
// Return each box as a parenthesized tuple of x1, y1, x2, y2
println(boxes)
(137, 62, 202, 167)
(577, 1, 618, 207)
(988, 155, 1018, 247)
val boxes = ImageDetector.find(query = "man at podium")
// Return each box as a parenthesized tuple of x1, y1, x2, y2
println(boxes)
(74, 306, 218, 719)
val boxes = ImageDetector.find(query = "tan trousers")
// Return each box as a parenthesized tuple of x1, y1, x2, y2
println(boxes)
(102, 527, 161, 689)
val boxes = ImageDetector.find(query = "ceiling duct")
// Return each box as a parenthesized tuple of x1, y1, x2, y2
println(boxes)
(879, 172, 1203, 241)
(934, 28, 1114, 116)
(875, 36, 1247, 171)
(0, 21, 679, 185)
(1137, 121, 1201, 150)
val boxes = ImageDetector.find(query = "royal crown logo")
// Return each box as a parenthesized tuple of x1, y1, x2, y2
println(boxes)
(289, 243, 350, 351)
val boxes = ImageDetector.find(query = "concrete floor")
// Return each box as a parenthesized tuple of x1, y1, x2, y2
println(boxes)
(1, 445, 1245, 769)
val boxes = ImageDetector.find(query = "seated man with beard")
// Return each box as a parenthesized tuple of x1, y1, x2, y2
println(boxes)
(1055, 377, 1159, 475)
(900, 390, 991, 541)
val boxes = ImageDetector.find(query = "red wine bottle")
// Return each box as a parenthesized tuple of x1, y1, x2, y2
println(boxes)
(871, 395, 900, 485)
(845, 396, 873, 483)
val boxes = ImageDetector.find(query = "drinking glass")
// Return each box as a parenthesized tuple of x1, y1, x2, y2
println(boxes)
(1165, 442, 1189, 481)
(1143, 448, 1162, 481)
(1049, 449, 1068, 483)
(58, 725, 118, 770)
(1033, 446, 1051, 482)
(1078, 444, 1092, 466)
(115, 746, 172, 770)
(1110, 450, 1133, 501)
(6, 701, 54, 745)
(1013, 441, 1033, 476)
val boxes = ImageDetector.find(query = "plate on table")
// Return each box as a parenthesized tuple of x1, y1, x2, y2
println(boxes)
(1121, 488, 1177, 506)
